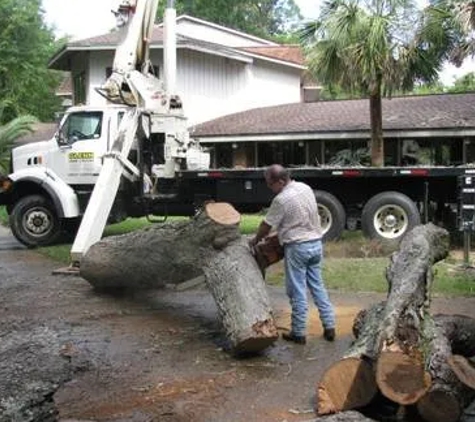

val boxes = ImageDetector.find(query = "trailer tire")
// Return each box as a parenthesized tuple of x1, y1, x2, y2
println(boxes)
(361, 191, 420, 242)
(10, 195, 62, 248)
(315, 190, 346, 241)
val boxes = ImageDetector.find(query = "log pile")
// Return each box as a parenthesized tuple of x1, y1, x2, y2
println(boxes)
(80, 202, 279, 353)
(317, 223, 475, 422)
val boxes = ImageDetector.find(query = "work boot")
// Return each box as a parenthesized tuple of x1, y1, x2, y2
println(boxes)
(323, 328, 336, 342)
(282, 332, 306, 345)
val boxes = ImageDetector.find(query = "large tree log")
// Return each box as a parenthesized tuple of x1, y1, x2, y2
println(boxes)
(351, 308, 475, 422)
(417, 315, 475, 422)
(80, 202, 278, 353)
(80, 203, 242, 290)
(317, 224, 450, 415)
(375, 223, 449, 405)
(203, 239, 278, 353)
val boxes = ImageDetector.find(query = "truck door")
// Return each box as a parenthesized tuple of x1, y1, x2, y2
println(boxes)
(49, 111, 109, 185)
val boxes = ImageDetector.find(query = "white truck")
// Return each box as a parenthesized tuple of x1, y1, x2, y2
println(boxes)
(0, 0, 210, 262)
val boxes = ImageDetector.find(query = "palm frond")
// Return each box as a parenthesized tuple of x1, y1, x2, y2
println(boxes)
(0, 115, 37, 173)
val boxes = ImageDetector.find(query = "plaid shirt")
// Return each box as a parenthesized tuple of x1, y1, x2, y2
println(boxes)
(265, 180, 322, 245)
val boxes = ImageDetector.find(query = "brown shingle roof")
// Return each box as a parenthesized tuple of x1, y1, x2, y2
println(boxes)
(68, 27, 164, 47)
(239, 45, 304, 65)
(15, 123, 57, 145)
(191, 93, 475, 138)
(50, 24, 306, 70)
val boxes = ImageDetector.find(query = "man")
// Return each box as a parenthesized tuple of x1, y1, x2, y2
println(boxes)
(250, 164, 336, 345)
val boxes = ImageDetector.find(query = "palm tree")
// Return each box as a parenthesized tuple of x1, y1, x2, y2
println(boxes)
(300, 0, 446, 167)
(0, 111, 37, 173)
(423, 0, 475, 67)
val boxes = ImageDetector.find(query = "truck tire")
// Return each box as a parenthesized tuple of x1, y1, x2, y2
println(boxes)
(361, 191, 421, 241)
(10, 195, 62, 247)
(315, 190, 346, 241)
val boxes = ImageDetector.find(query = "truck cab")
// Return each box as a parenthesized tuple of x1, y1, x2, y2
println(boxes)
(0, 105, 127, 247)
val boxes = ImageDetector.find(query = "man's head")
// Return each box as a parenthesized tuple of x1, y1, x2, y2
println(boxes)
(264, 164, 290, 194)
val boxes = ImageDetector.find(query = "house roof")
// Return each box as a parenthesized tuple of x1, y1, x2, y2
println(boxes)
(15, 123, 57, 145)
(191, 93, 475, 141)
(239, 45, 304, 66)
(49, 18, 305, 71)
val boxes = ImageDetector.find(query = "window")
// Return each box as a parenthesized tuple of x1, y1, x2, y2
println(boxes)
(60, 112, 103, 144)
(73, 72, 86, 105)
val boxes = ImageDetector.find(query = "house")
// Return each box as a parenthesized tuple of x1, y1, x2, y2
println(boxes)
(191, 92, 475, 168)
(48, 15, 308, 126)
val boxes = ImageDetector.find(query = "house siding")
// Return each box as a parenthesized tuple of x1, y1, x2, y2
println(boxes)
(85, 48, 302, 126)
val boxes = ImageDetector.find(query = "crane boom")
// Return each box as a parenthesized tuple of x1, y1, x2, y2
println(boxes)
(69, 0, 209, 265)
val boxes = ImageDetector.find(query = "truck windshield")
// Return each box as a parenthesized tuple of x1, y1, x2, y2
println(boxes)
(60, 112, 103, 143)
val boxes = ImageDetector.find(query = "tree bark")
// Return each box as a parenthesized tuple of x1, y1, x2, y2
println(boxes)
(79, 202, 278, 353)
(317, 224, 451, 415)
(352, 306, 475, 422)
(80, 202, 242, 290)
(204, 239, 278, 353)
(319, 411, 378, 421)
(417, 315, 475, 422)
(375, 223, 449, 405)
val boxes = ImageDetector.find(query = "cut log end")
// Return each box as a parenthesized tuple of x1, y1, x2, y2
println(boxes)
(205, 202, 241, 226)
(417, 390, 461, 422)
(317, 357, 377, 415)
(376, 351, 431, 405)
(234, 319, 278, 354)
(448, 354, 475, 389)
(233, 336, 278, 355)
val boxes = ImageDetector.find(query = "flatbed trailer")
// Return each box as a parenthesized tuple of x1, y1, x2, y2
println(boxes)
(128, 165, 474, 242)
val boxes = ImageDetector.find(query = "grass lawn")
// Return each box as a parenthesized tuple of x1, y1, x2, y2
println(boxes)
(2, 206, 475, 296)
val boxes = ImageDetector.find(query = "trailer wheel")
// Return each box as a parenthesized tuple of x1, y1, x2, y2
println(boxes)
(10, 195, 62, 247)
(361, 191, 420, 241)
(315, 190, 346, 241)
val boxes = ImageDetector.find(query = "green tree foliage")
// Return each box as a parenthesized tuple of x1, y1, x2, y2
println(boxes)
(157, 0, 302, 40)
(301, 0, 447, 167)
(0, 104, 37, 173)
(449, 71, 475, 91)
(0, 0, 62, 124)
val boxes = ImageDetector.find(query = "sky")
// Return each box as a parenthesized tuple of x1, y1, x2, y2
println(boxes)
(41, 0, 473, 86)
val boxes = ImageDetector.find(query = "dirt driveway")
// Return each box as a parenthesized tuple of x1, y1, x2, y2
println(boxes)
(2, 227, 475, 422)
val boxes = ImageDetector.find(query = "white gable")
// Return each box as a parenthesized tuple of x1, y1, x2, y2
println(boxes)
(174, 15, 279, 48)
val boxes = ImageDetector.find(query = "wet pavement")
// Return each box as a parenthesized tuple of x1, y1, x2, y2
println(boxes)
(1, 226, 475, 421)
(0, 224, 24, 250)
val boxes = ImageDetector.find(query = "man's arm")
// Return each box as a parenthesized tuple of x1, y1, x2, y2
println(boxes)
(249, 220, 272, 247)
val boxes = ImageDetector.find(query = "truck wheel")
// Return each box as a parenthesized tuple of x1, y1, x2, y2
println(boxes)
(315, 190, 346, 241)
(10, 195, 62, 247)
(361, 191, 421, 241)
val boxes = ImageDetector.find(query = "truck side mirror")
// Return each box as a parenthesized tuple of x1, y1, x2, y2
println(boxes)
(55, 131, 68, 146)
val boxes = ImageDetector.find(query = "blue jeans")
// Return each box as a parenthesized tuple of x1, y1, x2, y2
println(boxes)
(284, 239, 335, 337)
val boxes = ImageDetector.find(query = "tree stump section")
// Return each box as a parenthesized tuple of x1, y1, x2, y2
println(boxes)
(80, 202, 278, 353)
(417, 315, 475, 422)
(317, 223, 458, 416)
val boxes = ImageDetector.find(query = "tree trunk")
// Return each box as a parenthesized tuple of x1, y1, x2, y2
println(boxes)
(317, 224, 451, 415)
(204, 238, 278, 353)
(80, 202, 243, 290)
(375, 223, 449, 405)
(80, 202, 278, 353)
(417, 315, 475, 422)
